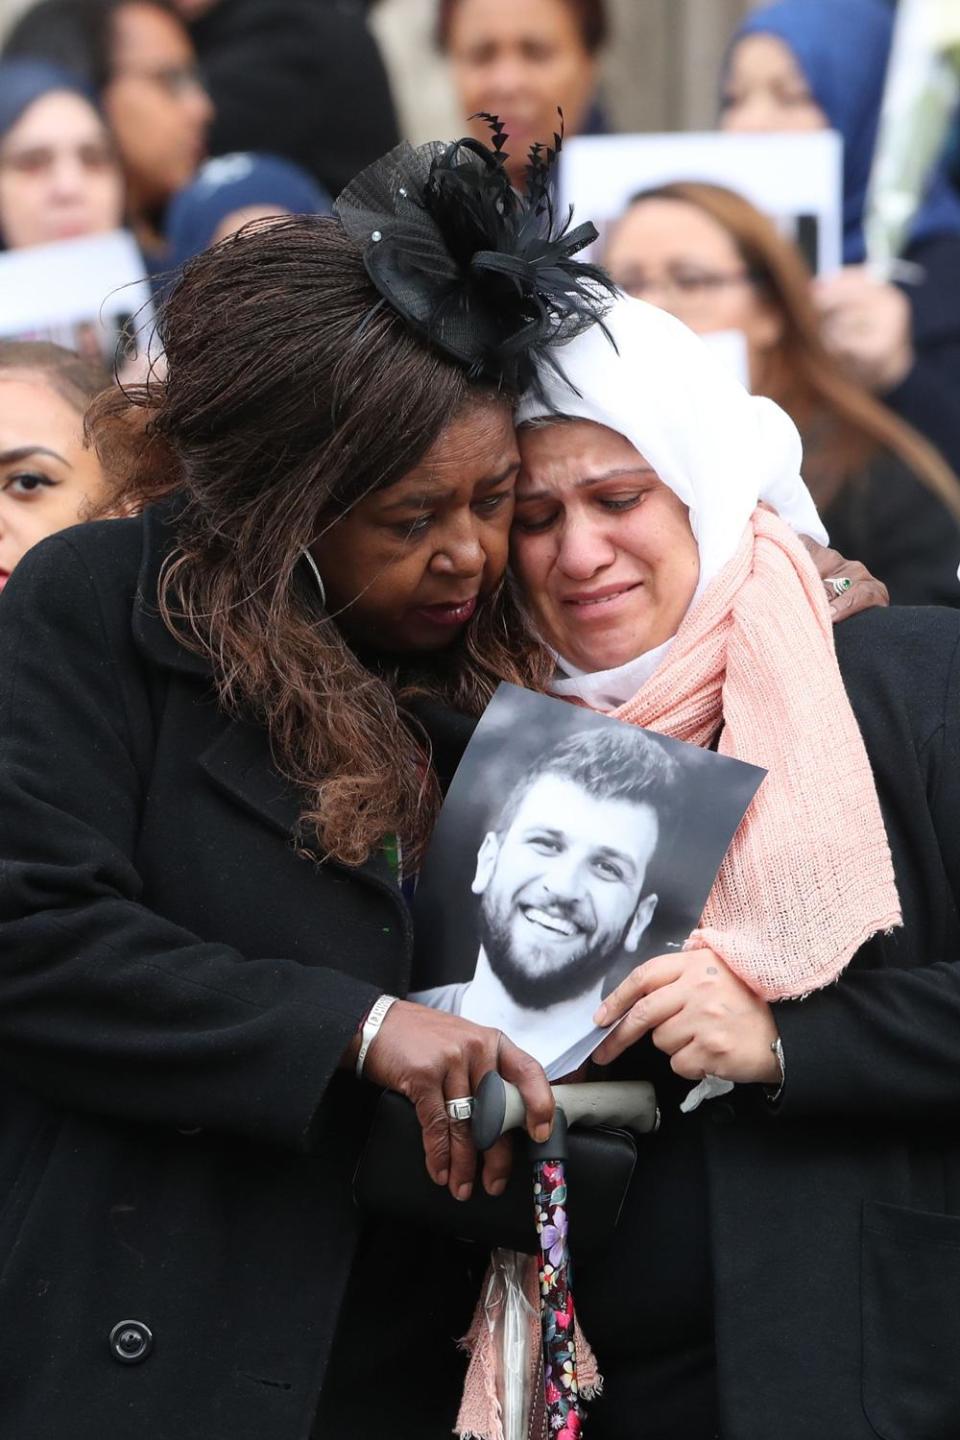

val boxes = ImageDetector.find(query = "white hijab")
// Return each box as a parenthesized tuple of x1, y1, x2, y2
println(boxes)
(516, 295, 828, 706)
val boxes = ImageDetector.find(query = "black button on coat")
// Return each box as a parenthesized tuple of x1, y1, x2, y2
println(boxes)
(0, 507, 465, 1438)
(109, 1321, 153, 1365)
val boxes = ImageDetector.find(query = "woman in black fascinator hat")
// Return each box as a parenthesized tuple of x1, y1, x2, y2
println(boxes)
(0, 118, 615, 1440)
(334, 112, 609, 398)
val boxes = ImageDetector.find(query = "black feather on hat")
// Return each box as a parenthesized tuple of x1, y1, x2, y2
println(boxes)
(334, 113, 616, 401)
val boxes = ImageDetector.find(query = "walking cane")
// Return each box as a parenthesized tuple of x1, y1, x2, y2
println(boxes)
(473, 1076, 659, 1438)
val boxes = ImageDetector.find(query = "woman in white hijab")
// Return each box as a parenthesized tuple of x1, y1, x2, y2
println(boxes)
(466, 296, 960, 1439)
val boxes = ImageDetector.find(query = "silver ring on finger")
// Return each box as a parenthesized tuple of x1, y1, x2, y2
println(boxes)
(445, 1096, 474, 1123)
(826, 575, 852, 598)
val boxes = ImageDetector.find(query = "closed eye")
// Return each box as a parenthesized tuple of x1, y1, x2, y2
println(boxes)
(513, 506, 559, 534)
(394, 513, 433, 538)
(599, 492, 645, 512)
(474, 490, 512, 517)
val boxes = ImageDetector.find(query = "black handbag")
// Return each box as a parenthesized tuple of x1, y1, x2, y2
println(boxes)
(353, 1089, 639, 1257)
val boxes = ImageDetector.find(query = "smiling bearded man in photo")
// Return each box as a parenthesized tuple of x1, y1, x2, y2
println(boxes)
(415, 727, 676, 1071)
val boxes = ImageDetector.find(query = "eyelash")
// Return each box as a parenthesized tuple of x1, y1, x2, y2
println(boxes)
(4, 472, 57, 498)
(602, 494, 644, 511)
(393, 491, 511, 539)
(514, 513, 556, 535)
(516, 493, 645, 533)
(594, 861, 624, 882)
(397, 515, 433, 538)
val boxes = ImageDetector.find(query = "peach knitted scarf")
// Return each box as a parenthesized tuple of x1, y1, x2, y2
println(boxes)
(610, 505, 901, 999)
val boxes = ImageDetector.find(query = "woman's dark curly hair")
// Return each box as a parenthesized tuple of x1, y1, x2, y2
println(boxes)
(89, 215, 551, 867)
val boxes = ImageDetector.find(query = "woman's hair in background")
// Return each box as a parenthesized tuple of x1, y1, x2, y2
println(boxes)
(1, 0, 180, 91)
(89, 214, 551, 867)
(630, 181, 960, 521)
(435, 0, 608, 52)
(0, 338, 111, 410)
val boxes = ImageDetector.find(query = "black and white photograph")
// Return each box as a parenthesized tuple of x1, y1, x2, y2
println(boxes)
(411, 684, 765, 1079)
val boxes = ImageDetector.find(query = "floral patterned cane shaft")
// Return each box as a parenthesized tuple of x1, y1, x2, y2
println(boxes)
(534, 1158, 583, 1438)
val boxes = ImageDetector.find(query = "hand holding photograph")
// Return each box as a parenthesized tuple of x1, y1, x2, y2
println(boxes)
(410, 684, 765, 1079)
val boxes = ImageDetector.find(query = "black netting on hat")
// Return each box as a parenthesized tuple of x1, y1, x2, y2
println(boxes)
(334, 114, 616, 399)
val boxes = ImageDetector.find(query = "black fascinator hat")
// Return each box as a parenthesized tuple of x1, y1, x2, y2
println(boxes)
(334, 114, 616, 400)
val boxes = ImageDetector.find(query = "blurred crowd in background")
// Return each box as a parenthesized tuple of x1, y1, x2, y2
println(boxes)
(2, 0, 960, 609)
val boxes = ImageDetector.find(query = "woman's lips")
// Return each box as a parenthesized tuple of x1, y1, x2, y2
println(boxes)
(409, 595, 478, 628)
(520, 904, 583, 939)
(0, 571, 10, 593)
(561, 581, 642, 612)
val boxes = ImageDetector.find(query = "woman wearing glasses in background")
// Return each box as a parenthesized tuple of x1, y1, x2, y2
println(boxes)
(605, 180, 960, 607)
(3, 0, 213, 267)
(721, 0, 960, 486)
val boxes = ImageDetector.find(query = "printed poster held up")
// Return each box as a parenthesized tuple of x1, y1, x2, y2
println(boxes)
(411, 684, 765, 1080)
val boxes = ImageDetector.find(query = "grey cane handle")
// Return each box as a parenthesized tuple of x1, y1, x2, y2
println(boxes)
(472, 1072, 659, 1152)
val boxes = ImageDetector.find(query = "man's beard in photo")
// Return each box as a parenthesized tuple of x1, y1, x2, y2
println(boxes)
(478, 896, 621, 1010)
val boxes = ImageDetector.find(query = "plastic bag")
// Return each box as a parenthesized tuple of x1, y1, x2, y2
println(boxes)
(485, 1248, 538, 1440)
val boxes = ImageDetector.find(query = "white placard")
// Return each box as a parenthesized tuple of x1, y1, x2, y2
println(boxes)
(0, 230, 155, 371)
(560, 129, 844, 276)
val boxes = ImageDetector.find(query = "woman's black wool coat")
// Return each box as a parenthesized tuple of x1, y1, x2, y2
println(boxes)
(0, 508, 470, 1439)
(5, 503, 960, 1440)
(569, 600, 960, 1440)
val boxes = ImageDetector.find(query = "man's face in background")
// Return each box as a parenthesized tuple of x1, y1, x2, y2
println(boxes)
(473, 772, 659, 1009)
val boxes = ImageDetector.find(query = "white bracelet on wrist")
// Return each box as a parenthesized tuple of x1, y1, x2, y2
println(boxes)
(766, 1035, 786, 1102)
(355, 994, 398, 1079)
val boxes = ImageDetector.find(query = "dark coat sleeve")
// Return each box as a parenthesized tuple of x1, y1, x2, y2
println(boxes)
(0, 535, 381, 1150)
(770, 608, 960, 1123)
(884, 234, 960, 476)
(823, 450, 960, 607)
